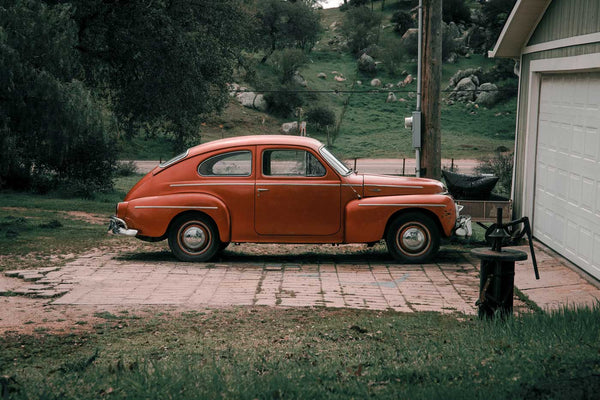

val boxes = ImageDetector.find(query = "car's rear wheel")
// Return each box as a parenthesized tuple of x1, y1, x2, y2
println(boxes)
(168, 214, 220, 262)
(386, 212, 440, 263)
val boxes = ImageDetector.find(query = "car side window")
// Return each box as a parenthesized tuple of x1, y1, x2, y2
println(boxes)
(262, 149, 326, 177)
(198, 150, 252, 176)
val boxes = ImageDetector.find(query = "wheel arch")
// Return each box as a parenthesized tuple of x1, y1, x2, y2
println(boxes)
(166, 210, 226, 243)
(383, 208, 444, 239)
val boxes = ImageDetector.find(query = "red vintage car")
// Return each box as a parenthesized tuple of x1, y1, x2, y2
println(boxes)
(109, 135, 471, 263)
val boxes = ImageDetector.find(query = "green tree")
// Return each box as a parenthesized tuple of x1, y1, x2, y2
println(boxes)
(340, 6, 382, 56)
(442, 0, 471, 24)
(71, 0, 253, 151)
(0, 0, 115, 192)
(256, 0, 321, 63)
(482, 0, 517, 51)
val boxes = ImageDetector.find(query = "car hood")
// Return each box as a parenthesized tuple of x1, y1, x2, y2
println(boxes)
(360, 173, 446, 197)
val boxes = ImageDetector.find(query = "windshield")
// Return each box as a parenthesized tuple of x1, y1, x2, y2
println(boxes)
(319, 146, 352, 176)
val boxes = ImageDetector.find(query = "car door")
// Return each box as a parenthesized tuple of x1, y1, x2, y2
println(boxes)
(255, 146, 341, 236)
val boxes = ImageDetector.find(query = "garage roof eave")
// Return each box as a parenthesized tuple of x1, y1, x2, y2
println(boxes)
(489, 0, 552, 59)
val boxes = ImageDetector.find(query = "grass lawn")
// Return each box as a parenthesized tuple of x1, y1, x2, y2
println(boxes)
(1, 307, 599, 399)
(0, 174, 145, 271)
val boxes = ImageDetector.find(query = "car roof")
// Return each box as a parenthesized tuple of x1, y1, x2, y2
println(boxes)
(186, 135, 324, 157)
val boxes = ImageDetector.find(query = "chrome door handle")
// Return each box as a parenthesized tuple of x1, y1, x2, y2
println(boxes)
(257, 188, 269, 192)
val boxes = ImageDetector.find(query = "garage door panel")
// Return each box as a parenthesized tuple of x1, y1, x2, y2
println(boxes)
(568, 173, 581, 206)
(534, 72, 600, 280)
(582, 177, 595, 213)
(597, 184, 600, 217)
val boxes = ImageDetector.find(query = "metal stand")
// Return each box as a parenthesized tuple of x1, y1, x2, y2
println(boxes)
(471, 208, 540, 318)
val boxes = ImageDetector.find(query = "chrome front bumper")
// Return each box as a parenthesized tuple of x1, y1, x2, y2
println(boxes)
(108, 216, 138, 237)
(454, 204, 472, 238)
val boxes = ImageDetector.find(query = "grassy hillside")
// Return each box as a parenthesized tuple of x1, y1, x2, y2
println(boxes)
(118, 0, 517, 161)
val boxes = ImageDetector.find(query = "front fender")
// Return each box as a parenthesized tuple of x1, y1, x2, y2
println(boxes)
(344, 194, 456, 243)
(122, 193, 231, 241)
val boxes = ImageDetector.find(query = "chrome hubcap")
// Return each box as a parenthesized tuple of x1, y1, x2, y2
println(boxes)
(400, 227, 426, 251)
(182, 226, 207, 250)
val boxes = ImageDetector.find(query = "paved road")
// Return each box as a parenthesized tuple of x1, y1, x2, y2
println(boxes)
(130, 159, 480, 176)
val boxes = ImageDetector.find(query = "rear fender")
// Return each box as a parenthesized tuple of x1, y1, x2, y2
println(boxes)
(344, 195, 456, 243)
(122, 193, 231, 241)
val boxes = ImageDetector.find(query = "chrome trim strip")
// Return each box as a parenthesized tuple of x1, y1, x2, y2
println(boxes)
(358, 203, 447, 208)
(365, 184, 424, 189)
(134, 206, 218, 210)
(341, 184, 361, 187)
(257, 183, 340, 187)
(170, 183, 255, 187)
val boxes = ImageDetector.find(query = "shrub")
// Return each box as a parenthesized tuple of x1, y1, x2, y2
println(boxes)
(265, 85, 304, 118)
(306, 106, 336, 131)
(475, 151, 514, 197)
(115, 161, 139, 177)
(307, 105, 337, 146)
(401, 23, 456, 61)
(392, 10, 414, 36)
(272, 48, 307, 84)
(379, 36, 407, 76)
(340, 6, 382, 56)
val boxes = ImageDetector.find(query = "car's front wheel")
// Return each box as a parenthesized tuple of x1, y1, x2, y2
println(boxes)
(386, 212, 440, 263)
(168, 214, 220, 262)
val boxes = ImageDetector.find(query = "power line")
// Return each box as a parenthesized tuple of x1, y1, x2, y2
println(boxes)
(229, 88, 515, 94)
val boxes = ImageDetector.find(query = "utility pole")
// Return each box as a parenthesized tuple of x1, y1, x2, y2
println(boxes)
(420, 0, 442, 179)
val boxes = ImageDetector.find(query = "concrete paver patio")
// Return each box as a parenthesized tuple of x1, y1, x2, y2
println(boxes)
(2, 242, 598, 315)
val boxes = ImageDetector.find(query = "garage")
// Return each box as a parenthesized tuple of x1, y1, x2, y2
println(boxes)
(488, 0, 600, 282)
(534, 73, 600, 279)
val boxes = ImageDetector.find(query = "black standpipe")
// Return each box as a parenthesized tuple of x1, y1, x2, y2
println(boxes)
(471, 208, 540, 318)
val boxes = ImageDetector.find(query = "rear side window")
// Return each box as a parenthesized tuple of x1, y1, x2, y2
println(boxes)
(198, 151, 252, 176)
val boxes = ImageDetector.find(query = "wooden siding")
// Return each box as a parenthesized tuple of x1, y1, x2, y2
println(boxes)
(528, 0, 600, 45)
(513, 42, 600, 218)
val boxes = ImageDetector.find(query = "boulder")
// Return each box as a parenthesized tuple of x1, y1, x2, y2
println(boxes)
(386, 92, 397, 103)
(293, 71, 307, 87)
(334, 75, 346, 82)
(358, 53, 376, 73)
(403, 74, 413, 86)
(253, 94, 268, 112)
(281, 121, 298, 134)
(476, 83, 500, 107)
(449, 77, 476, 102)
(402, 28, 418, 41)
(370, 78, 382, 87)
(317, 72, 327, 79)
(449, 68, 482, 88)
(236, 91, 267, 112)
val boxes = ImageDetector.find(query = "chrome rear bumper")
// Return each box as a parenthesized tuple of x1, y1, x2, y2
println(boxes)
(108, 216, 138, 236)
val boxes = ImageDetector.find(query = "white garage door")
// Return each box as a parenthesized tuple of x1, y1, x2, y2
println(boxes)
(534, 72, 600, 280)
